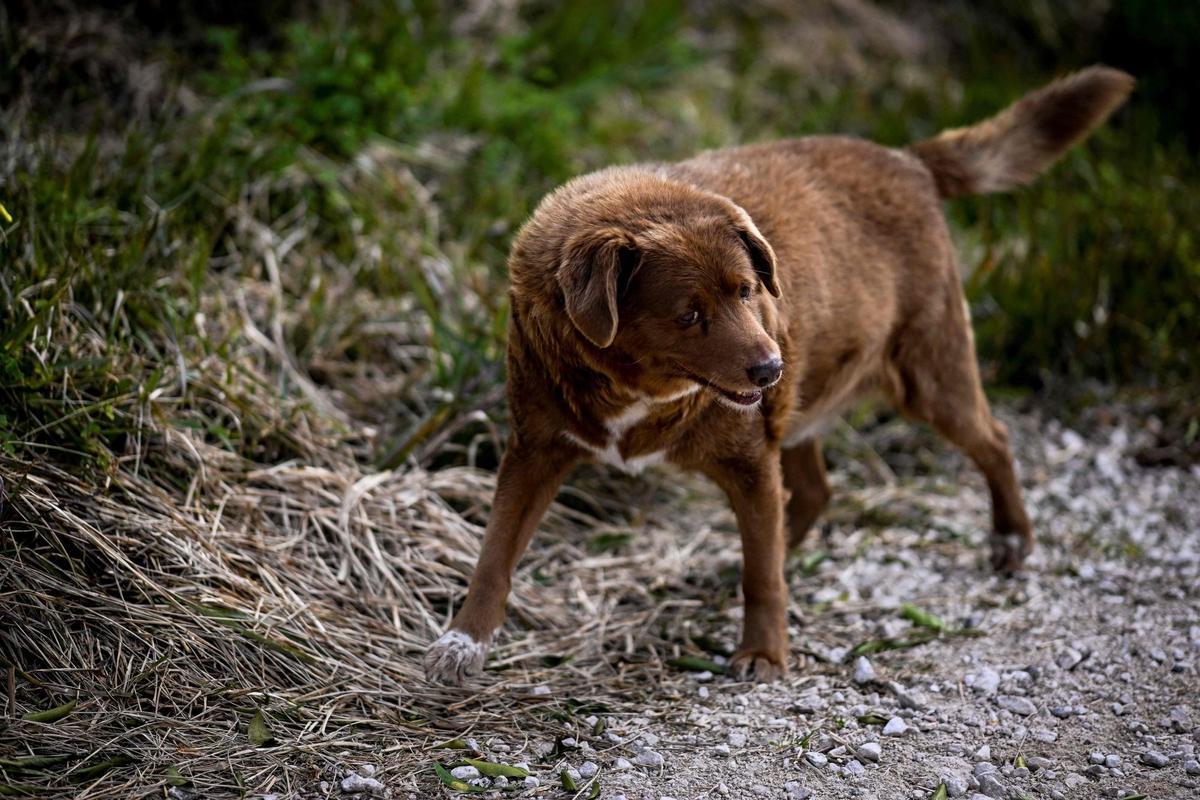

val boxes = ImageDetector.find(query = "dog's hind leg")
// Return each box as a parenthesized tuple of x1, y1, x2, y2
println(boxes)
(886, 296, 1034, 573)
(424, 436, 575, 685)
(781, 439, 831, 550)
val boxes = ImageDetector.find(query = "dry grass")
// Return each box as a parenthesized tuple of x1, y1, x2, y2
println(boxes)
(1, 394, 760, 797)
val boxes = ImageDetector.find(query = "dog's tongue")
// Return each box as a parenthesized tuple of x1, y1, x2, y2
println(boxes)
(726, 389, 762, 405)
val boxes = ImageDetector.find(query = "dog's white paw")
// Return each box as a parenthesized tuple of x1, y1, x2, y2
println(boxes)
(424, 630, 487, 685)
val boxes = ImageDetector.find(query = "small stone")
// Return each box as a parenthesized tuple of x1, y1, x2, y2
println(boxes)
(888, 681, 926, 710)
(728, 731, 748, 748)
(613, 757, 632, 771)
(995, 695, 1037, 716)
(1056, 647, 1085, 671)
(1089, 752, 1105, 765)
(1140, 750, 1169, 768)
(578, 761, 598, 779)
(882, 717, 908, 736)
(856, 742, 882, 763)
(634, 749, 664, 768)
(1050, 706, 1075, 719)
(853, 656, 876, 684)
(1183, 759, 1200, 775)
(1026, 756, 1053, 771)
(492, 776, 508, 788)
(977, 773, 1007, 798)
(523, 776, 540, 788)
(449, 766, 480, 780)
(784, 782, 812, 800)
(713, 744, 731, 756)
(974, 744, 991, 762)
(1104, 755, 1121, 769)
(970, 668, 1001, 696)
(941, 775, 968, 797)
(794, 694, 827, 714)
(560, 737, 577, 748)
(804, 751, 828, 767)
(845, 760, 866, 777)
(752, 786, 771, 797)
(340, 774, 384, 796)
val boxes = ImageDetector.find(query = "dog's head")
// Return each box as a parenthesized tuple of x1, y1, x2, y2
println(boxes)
(557, 188, 783, 408)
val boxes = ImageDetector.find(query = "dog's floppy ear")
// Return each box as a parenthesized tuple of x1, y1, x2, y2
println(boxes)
(558, 227, 639, 348)
(730, 207, 780, 297)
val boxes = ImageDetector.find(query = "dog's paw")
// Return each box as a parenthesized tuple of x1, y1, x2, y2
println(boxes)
(424, 630, 487, 685)
(728, 648, 788, 682)
(990, 531, 1033, 574)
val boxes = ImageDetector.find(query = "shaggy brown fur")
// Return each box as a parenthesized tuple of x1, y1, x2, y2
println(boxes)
(425, 66, 1134, 685)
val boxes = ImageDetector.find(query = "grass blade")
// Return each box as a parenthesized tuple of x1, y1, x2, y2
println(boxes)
(667, 656, 727, 674)
(460, 758, 527, 778)
(433, 763, 485, 793)
(901, 603, 947, 632)
(21, 699, 77, 723)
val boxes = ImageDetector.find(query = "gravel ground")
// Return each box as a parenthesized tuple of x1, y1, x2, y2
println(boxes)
(329, 403, 1199, 800)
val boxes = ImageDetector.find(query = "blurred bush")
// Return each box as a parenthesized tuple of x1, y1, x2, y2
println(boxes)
(1, 0, 1196, 473)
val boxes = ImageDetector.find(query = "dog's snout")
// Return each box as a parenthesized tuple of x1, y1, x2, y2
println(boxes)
(747, 357, 783, 388)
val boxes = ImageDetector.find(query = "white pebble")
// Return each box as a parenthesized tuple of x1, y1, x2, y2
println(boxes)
(449, 766, 480, 780)
(579, 761, 598, 779)
(856, 742, 881, 763)
(853, 656, 876, 684)
(634, 749, 664, 768)
(882, 717, 908, 736)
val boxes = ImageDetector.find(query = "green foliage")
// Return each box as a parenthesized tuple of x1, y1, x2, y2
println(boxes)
(1, 1, 1196, 475)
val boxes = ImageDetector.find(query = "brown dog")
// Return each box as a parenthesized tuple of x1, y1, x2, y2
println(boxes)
(425, 67, 1133, 684)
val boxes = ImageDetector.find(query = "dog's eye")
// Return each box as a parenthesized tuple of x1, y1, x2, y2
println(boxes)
(678, 309, 701, 327)
(739, 284, 753, 301)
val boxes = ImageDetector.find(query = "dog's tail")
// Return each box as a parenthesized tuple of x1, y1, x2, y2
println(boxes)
(909, 66, 1134, 199)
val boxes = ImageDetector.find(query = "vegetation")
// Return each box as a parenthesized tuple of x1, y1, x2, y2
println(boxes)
(0, 1, 1195, 795)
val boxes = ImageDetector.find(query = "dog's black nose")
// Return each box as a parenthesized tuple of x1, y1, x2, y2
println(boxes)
(747, 357, 783, 388)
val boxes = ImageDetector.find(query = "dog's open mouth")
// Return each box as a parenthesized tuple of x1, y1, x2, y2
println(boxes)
(716, 387, 762, 405)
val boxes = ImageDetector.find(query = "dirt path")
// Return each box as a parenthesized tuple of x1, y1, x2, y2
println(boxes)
(341, 405, 1199, 800)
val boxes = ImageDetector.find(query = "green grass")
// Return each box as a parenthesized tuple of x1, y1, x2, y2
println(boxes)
(1, 0, 1197, 478)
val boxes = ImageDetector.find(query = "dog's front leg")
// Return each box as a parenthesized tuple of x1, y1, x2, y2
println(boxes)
(707, 450, 790, 681)
(424, 435, 575, 685)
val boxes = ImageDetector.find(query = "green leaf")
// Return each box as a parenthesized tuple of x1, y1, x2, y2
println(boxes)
(798, 550, 828, 574)
(165, 766, 190, 787)
(560, 768, 578, 791)
(930, 783, 948, 800)
(21, 699, 77, 723)
(587, 531, 633, 553)
(856, 713, 889, 725)
(72, 754, 134, 781)
(0, 755, 72, 771)
(433, 737, 469, 750)
(667, 655, 727, 674)
(460, 758, 528, 778)
(587, 776, 601, 799)
(900, 603, 947, 632)
(247, 709, 276, 747)
(433, 763, 485, 793)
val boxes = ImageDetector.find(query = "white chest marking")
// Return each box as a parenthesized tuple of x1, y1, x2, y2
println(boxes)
(562, 385, 699, 475)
